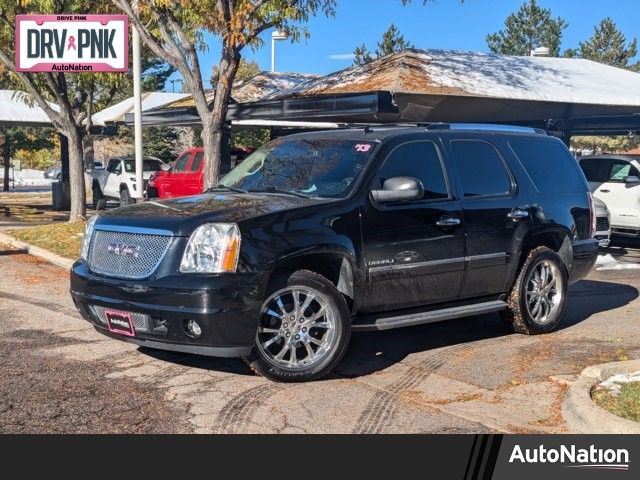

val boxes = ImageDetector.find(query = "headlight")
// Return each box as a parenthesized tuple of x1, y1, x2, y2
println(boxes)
(81, 215, 98, 260)
(180, 223, 241, 273)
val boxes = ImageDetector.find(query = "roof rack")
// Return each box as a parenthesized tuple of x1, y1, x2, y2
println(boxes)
(426, 123, 548, 135)
(346, 122, 547, 135)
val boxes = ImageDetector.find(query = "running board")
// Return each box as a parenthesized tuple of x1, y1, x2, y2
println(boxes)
(352, 300, 507, 332)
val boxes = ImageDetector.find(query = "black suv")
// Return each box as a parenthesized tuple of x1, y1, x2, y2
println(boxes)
(71, 125, 599, 382)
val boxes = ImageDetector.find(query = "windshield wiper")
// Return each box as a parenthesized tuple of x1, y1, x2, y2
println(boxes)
(207, 185, 248, 194)
(249, 187, 312, 199)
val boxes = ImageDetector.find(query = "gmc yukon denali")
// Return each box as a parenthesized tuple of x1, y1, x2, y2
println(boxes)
(70, 125, 599, 382)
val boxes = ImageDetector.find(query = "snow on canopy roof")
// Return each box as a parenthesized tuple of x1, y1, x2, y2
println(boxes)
(92, 92, 190, 126)
(268, 49, 640, 107)
(0, 90, 57, 126)
(164, 71, 321, 108)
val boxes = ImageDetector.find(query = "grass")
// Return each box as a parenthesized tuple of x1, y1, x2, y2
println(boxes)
(7, 220, 86, 259)
(593, 382, 640, 423)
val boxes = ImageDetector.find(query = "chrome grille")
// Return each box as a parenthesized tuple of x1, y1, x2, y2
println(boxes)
(90, 305, 150, 333)
(87, 229, 172, 279)
(596, 217, 610, 232)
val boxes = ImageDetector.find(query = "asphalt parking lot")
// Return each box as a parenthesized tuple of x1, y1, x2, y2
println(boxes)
(1, 242, 639, 433)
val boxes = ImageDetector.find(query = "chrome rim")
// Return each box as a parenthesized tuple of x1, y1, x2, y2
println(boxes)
(256, 287, 337, 371)
(525, 260, 563, 325)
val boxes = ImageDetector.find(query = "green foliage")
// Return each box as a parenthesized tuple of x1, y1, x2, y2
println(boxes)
(353, 24, 413, 66)
(14, 147, 58, 170)
(210, 58, 261, 88)
(566, 17, 639, 71)
(232, 127, 270, 149)
(118, 126, 179, 163)
(593, 382, 640, 423)
(572, 135, 639, 155)
(3, 127, 56, 169)
(486, 0, 568, 56)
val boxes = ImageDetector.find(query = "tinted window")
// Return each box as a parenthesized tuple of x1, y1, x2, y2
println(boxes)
(510, 139, 586, 194)
(451, 140, 511, 197)
(123, 159, 162, 173)
(106, 159, 121, 174)
(608, 160, 640, 182)
(378, 141, 449, 200)
(579, 157, 606, 182)
(172, 153, 190, 173)
(190, 152, 204, 172)
(219, 139, 375, 198)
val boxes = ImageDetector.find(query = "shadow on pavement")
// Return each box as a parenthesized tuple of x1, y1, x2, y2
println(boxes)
(135, 280, 639, 380)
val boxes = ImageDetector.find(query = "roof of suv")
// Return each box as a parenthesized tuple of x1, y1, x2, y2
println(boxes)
(282, 125, 550, 143)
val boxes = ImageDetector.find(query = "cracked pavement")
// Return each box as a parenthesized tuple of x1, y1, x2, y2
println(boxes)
(1, 243, 639, 433)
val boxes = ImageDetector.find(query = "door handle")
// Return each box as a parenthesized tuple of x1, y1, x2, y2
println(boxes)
(507, 209, 529, 220)
(436, 217, 461, 227)
(599, 189, 610, 193)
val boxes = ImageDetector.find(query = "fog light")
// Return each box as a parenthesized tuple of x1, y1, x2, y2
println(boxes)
(186, 319, 202, 337)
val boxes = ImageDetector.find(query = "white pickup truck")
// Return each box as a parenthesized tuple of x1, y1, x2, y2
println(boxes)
(92, 156, 165, 209)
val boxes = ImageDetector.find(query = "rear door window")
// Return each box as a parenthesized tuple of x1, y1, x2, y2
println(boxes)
(510, 139, 586, 193)
(190, 152, 204, 172)
(450, 140, 512, 197)
(608, 160, 640, 182)
(378, 141, 449, 200)
(579, 158, 607, 182)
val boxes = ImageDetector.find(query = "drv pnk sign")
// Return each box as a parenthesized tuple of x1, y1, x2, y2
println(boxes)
(16, 15, 128, 72)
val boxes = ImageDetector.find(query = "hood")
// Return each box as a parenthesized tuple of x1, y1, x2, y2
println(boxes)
(96, 192, 327, 236)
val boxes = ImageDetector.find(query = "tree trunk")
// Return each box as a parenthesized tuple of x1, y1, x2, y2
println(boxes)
(2, 141, 9, 192)
(67, 128, 87, 222)
(201, 49, 240, 190)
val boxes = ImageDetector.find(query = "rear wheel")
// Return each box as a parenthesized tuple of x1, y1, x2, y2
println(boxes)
(119, 187, 132, 206)
(92, 184, 105, 210)
(502, 246, 568, 335)
(244, 270, 351, 382)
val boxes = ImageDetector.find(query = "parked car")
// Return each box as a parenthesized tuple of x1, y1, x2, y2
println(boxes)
(71, 125, 599, 382)
(43, 166, 61, 180)
(146, 146, 255, 199)
(578, 155, 640, 239)
(92, 156, 165, 209)
(593, 196, 611, 248)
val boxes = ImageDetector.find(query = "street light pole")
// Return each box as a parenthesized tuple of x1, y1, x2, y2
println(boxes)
(271, 31, 288, 73)
(132, 0, 144, 201)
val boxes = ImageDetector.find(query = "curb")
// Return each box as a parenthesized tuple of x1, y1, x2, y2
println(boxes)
(0, 231, 75, 270)
(563, 359, 640, 434)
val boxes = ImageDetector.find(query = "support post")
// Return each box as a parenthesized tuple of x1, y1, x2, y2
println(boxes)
(132, 0, 144, 201)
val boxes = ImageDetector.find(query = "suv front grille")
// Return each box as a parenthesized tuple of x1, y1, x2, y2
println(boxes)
(596, 217, 610, 232)
(87, 229, 172, 279)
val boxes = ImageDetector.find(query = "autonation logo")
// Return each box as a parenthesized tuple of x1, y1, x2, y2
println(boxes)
(509, 444, 630, 471)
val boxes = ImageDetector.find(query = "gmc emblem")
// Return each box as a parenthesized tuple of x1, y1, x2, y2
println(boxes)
(107, 243, 140, 258)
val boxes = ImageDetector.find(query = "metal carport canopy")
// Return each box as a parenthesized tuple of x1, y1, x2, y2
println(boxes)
(124, 49, 640, 136)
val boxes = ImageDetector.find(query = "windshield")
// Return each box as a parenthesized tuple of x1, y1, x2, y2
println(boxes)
(123, 159, 162, 173)
(217, 138, 376, 198)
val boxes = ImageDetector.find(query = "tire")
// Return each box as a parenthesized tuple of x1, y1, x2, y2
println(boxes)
(501, 246, 568, 335)
(92, 184, 104, 210)
(244, 270, 351, 383)
(119, 187, 132, 206)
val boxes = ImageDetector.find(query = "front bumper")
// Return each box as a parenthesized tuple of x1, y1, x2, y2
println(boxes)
(70, 260, 266, 357)
(569, 239, 599, 284)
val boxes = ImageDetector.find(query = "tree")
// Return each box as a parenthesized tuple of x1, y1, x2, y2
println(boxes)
(115, 1, 434, 190)
(2, 127, 55, 191)
(487, 0, 568, 57)
(353, 24, 413, 66)
(566, 17, 639, 71)
(0, 1, 129, 221)
(210, 58, 261, 88)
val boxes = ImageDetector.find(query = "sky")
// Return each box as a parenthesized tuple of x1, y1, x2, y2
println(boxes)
(165, 0, 640, 91)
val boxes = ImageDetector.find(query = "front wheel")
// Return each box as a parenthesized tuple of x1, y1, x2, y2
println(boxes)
(502, 246, 568, 335)
(244, 270, 351, 382)
(119, 187, 132, 207)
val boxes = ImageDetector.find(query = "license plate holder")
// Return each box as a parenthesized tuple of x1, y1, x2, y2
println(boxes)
(105, 309, 136, 337)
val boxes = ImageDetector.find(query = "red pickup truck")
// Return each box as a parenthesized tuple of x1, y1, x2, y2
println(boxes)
(146, 147, 254, 199)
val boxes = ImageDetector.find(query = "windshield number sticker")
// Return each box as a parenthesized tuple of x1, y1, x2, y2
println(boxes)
(354, 143, 373, 153)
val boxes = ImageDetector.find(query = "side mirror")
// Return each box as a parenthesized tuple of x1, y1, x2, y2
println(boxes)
(625, 175, 640, 184)
(372, 176, 424, 203)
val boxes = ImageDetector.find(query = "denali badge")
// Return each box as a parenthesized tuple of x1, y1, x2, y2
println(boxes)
(107, 243, 140, 258)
